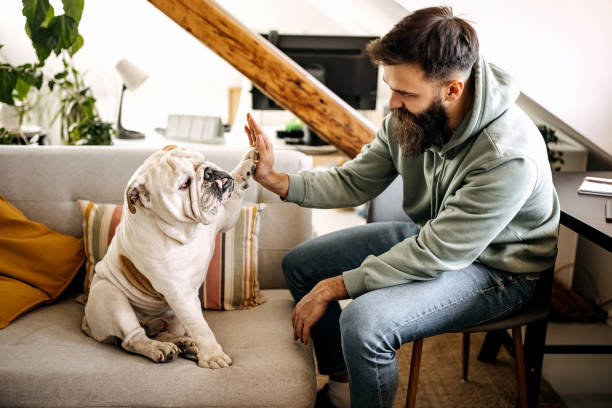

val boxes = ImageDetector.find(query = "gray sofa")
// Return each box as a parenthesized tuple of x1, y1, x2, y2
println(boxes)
(0, 145, 316, 407)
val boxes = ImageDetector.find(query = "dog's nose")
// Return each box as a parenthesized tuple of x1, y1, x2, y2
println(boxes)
(203, 167, 215, 182)
(215, 177, 232, 192)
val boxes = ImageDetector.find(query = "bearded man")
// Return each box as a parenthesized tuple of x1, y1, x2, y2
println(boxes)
(244, 6, 559, 408)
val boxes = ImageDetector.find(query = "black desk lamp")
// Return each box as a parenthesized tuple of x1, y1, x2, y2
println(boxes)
(115, 58, 148, 139)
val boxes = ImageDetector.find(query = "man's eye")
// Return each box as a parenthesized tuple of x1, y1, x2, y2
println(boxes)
(179, 178, 191, 190)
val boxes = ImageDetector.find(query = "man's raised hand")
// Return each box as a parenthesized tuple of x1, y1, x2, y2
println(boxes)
(244, 113, 274, 184)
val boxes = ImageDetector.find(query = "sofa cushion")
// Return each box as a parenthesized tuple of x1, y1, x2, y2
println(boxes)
(78, 200, 265, 310)
(0, 196, 85, 329)
(0, 289, 316, 407)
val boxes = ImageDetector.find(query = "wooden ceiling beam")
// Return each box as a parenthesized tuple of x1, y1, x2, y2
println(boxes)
(148, 0, 376, 158)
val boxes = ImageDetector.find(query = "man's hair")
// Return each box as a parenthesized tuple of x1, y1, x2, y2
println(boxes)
(367, 6, 479, 80)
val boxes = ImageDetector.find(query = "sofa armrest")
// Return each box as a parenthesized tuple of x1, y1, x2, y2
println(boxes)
(367, 175, 411, 223)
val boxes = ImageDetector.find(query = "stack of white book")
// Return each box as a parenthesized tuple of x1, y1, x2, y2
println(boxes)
(577, 176, 612, 197)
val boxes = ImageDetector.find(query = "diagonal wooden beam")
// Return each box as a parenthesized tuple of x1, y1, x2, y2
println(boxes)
(147, 0, 376, 158)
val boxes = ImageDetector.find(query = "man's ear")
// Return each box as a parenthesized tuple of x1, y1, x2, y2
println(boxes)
(444, 78, 465, 103)
(126, 182, 150, 214)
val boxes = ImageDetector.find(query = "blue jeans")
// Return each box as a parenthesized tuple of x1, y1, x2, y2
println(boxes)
(282, 221, 536, 408)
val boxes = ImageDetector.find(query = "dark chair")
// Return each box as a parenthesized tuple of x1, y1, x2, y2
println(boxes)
(367, 177, 554, 408)
(405, 266, 553, 408)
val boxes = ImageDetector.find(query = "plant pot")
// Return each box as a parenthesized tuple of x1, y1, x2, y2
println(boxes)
(0, 105, 19, 130)
(9, 126, 46, 145)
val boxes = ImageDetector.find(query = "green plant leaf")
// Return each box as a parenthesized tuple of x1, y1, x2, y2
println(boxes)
(31, 27, 52, 63)
(0, 66, 18, 105)
(22, 0, 51, 37)
(14, 77, 32, 101)
(18, 65, 43, 89)
(68, 34, 84, 56)
(47, 15, 78, 56)
(62, 0, 84, 26)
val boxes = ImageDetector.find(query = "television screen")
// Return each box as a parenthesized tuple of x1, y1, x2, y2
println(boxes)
(252, 32, 379, 111)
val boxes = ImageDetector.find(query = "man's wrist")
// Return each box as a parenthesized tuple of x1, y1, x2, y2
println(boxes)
(318, 276, 349, 302)
(260, 171, 289, 198)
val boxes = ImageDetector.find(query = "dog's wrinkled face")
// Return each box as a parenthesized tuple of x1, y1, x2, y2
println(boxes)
(126, 146, 234, 225)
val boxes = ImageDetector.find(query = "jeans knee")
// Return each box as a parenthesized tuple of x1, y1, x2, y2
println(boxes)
(340, 297, 397, 356)
(340, 300, 372, 351)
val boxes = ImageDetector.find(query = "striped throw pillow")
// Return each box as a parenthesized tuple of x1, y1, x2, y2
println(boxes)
(77, 200, 265, 310)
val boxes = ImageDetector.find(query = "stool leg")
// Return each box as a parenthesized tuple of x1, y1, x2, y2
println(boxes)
(462, 332, 471, 381)
(406, 339, 424, 408)
(512, 326, 528, 408)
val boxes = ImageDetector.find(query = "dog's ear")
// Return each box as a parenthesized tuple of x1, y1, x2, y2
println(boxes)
(126, 182, 150, 214)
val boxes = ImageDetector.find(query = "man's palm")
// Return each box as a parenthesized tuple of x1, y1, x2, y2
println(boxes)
(245, 113, 274, 183)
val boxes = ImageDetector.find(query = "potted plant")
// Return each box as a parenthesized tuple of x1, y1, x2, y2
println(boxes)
(49, 57, 114, 145)
(0, 0, 113, 145)
(0, 49, 44, 144)
(538, 124, 565, 172)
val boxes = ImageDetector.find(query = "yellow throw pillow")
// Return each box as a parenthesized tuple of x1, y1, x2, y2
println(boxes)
(0, 197, 85, 329)
(77, 201, 266, 310)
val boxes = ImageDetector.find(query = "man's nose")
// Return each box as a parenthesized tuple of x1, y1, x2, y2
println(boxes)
(388, 91, 403, 109)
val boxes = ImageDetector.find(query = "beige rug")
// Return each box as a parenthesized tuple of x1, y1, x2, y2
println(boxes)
(316, 332, 566, 407)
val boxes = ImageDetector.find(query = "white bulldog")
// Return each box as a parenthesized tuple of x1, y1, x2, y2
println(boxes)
(82, 145, 257, 368)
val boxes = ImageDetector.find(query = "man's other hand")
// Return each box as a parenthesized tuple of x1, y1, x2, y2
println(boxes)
(292, 276, 349, 344)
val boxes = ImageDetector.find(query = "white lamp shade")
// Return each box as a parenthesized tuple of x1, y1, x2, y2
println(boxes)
(116, 58, 148, 91)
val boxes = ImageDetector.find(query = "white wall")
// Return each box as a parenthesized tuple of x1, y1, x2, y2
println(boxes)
(399, 0, 612, 157)
(0, 0, 400, 143)
(1, 0, 611, 156)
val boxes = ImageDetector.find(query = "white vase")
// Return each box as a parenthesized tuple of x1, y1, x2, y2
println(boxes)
(0, 104, 19, 130)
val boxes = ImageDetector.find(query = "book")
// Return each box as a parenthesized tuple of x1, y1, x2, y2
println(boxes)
(577, 176, 612, 197)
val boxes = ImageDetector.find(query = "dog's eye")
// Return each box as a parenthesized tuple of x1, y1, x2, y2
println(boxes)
(179, 178, 191, 190)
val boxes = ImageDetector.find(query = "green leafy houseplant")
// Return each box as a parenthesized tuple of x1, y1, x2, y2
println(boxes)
(0, 127, 13, 144)
(0, 0, 113, 145)
(0, 46, 44, 143)
(538, 124, 565, 172)
(49, 58, 113, 145)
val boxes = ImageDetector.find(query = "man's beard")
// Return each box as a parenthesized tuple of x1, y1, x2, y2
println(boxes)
(391, 98, 452, 158)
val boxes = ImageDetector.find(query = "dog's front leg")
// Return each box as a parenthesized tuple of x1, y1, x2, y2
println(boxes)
(164, 292, 231, 368)
(218, 147, 258, 232)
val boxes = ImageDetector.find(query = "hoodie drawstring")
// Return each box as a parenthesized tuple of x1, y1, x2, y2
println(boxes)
(431, 153, 447, 219)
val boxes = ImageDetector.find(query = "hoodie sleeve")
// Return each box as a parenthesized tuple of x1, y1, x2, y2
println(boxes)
(342, 155, 538, 298)
(285, 117, 398, 208)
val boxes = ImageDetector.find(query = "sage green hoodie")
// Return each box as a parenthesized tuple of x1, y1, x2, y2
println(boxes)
(285, 56, 560, 298)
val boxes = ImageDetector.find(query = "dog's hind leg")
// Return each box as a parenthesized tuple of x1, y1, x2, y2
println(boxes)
(85, 279, 180, 363)
(151, 314, 200, 362)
